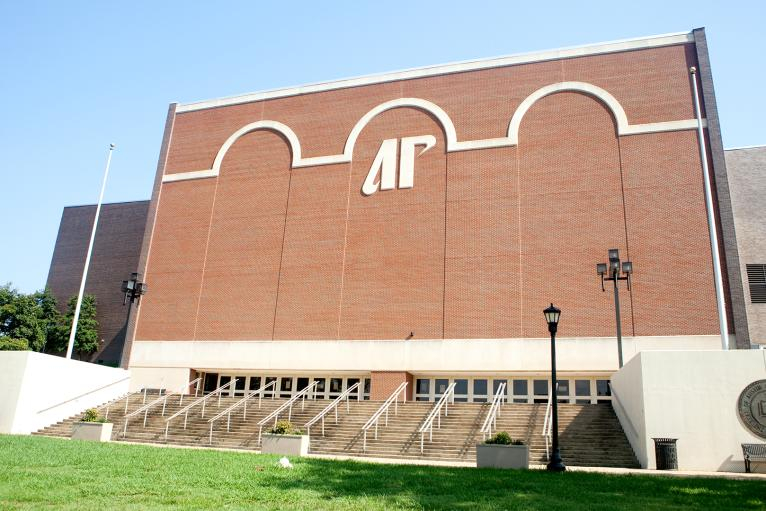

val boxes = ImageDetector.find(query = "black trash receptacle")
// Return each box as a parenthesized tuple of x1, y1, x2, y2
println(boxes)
(653, 438, 678, 470)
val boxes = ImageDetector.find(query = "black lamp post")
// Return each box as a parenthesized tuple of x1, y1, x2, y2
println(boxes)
(544, 303, 566, 472)
(596, 249, 633, 368)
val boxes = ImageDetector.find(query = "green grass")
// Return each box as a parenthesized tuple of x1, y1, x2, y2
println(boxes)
(0, 436, 763, 510)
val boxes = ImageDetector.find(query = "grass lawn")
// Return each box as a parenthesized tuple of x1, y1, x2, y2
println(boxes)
(0, 436, 763, 510)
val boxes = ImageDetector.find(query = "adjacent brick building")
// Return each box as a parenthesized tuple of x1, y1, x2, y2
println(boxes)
(50, 29, 756, 402)
(46, 201, 149, 365)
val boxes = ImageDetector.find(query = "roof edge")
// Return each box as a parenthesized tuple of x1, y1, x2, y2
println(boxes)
(176, 30, 694, 113)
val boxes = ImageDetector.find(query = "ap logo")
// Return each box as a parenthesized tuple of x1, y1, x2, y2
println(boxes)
(361, 135, 436, 196)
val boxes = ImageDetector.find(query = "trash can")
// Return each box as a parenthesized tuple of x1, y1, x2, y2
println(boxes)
(653, 438, 678, 470)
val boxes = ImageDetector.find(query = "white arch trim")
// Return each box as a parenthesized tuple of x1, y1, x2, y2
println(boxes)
(162, 82, 705, 183)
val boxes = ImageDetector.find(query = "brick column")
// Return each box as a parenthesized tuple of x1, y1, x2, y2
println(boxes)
(370, 371, 413, 401)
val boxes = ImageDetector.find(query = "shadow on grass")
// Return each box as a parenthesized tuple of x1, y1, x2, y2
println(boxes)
(260, 456, 765, 510)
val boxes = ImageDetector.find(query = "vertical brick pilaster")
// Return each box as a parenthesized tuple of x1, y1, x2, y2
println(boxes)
(370, 371, 413, 401)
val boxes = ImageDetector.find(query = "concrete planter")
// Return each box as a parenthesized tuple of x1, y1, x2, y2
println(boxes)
(476, 443, 529, 469)
(261, 433, 310, 456)
(72, 422, 113, 442)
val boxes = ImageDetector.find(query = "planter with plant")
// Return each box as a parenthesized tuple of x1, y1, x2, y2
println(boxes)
(261, 420, 310, 456)
(71, 408, 113, 442)
(476, 431, 529, 469)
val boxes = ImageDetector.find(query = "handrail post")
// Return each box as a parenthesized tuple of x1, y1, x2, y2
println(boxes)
(209, 422, 213, 444)
(143, 388, 147, 404)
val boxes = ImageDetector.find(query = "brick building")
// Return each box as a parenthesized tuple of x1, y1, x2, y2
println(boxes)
(54, 29, 755, 403)
(46, 201, 149, 365)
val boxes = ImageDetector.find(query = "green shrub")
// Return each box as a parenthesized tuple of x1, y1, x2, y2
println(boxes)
(270, 420, 301, 435)
(80, 408, 107, 423)
(485, 431, 518, 445)
(0, 338, 29, 351)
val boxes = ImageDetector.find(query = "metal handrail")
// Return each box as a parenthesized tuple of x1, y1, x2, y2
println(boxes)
(361, 382, 408, 452)
(122, 378, 201, 437)
(164, 378, 246, 440)
(418, 382, 456, 453)
(305, 382, 360, 437)
(480, 382, 507, 440)
(207, 381, 278, 443)
(256, 380, 319, 444)
(34, 375, 132, 419)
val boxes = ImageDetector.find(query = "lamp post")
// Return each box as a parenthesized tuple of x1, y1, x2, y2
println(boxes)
(544, 303, 565, 472)
(596, 249, 633, 368)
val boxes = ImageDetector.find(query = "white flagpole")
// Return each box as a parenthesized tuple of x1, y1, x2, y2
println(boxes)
(66, 144, 115, 359)
(690, 67, 729, 350)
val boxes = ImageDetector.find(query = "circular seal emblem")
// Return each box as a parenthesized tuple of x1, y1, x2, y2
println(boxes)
(738, 380, 766, 439)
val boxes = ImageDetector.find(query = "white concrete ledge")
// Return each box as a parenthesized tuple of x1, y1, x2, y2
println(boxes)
(129, 336, 722, 375)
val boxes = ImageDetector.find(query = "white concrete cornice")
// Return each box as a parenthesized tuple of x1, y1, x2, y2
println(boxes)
(129, 336, 722, 374)
(175, 31, 693, 113)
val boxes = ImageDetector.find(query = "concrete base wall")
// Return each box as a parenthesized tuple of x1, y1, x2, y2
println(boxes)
(611, 350, 766, 472)
(0, 352, 130, 434)
(129, 335, 722, 377)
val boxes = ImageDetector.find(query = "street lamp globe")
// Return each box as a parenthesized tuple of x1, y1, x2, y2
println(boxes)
(543, 303, 561, 333)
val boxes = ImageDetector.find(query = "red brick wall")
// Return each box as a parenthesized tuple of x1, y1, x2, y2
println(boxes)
(370, 371, 413, 401)
(136, 42, 721, 342)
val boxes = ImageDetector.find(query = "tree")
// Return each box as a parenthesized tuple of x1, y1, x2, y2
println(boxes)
(34, 287, 64, 352)
(0, 283, 45, 351)
(58, 294, 100, 359)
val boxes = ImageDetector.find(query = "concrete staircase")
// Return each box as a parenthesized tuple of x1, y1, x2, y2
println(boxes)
(33, 392, 639, 468)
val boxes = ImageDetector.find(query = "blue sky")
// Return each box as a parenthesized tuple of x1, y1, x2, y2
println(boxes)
(1, 1, 764, 293)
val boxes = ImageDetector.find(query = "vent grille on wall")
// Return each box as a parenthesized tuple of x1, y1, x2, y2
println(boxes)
(746, 264, 766, 304)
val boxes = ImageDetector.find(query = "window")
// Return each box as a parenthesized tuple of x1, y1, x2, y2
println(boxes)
(473, 379, 488, 402)
(203, 373, 219, 393)
(330, 378, 343, 394)
(280, 377, 293, 397)
(575, 380, 591, 404)
(265, 377, 277, 396)
(347, 378, 360, 400)
(454, 379, 468, 402)
(596, 379, 611, 402)
(556, 379, 569, 402)
(313, 378, 326, 395)
(492, 379, 508, 397)
(512, 379, 528, 403)
(248, 376, 262, 391)
(747, 264, 766, 303)
(234, 376, 246, 396)
(533, 379, 548, 403)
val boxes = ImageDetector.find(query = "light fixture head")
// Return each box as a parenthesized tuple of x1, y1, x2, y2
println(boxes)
(543, 303, 561, 333)
(608, 248, 620, 262)
(622, 261, 633, 275)
(596, 263, 607, 275)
